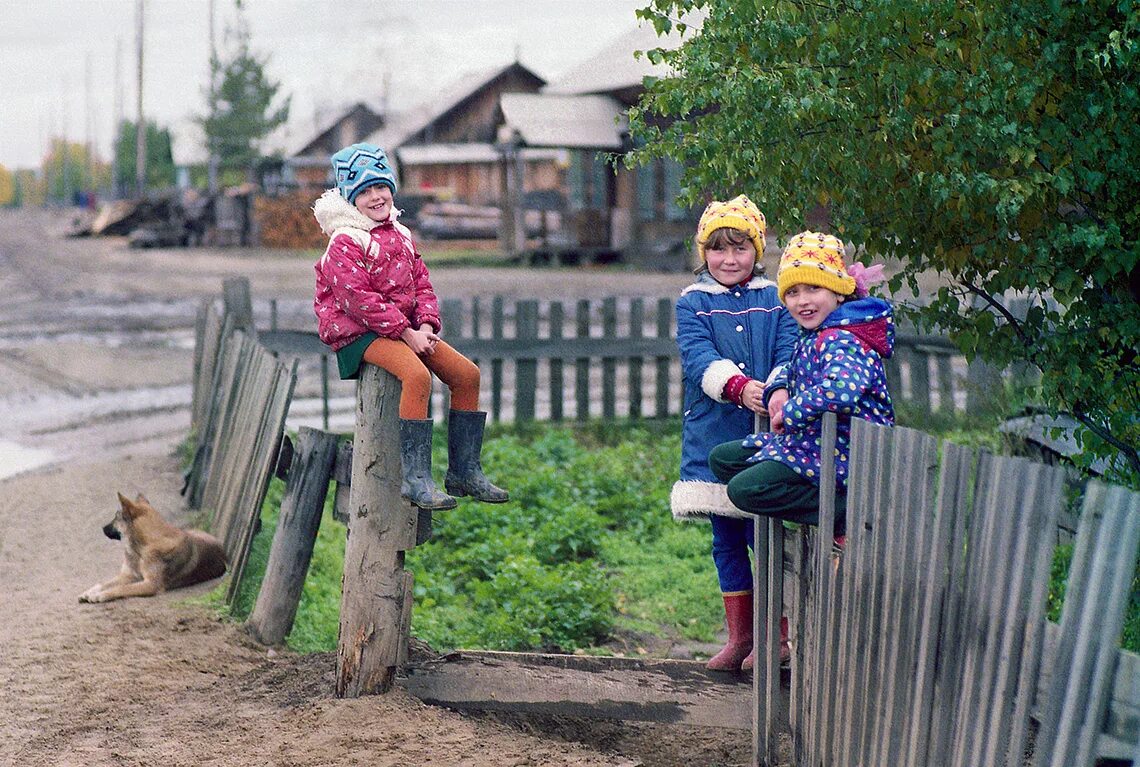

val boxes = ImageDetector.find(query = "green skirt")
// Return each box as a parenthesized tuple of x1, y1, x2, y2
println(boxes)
(335, 332, 379, 380)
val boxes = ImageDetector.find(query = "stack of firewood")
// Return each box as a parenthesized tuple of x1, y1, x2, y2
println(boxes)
(253, 193, 327, 249)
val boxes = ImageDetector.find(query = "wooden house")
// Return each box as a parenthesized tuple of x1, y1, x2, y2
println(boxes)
(497, 22, 697, 269)
(288, 102, 385, 197)
(379, 61, 553, 207)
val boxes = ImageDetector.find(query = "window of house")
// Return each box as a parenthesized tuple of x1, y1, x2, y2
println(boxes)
(637, 157, 689, 223)
(568, 150, 608, 210)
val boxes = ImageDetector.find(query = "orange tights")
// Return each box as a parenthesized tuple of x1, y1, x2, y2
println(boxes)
(362, 337, 480, 419)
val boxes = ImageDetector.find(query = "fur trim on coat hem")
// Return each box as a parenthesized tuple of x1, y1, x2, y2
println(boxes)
(670, 479, 754, 521)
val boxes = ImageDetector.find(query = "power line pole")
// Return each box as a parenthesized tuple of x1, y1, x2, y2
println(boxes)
(207, 0, 219, 193)
(86, 51, 94, 204)
(112, 37, 123, 199)
(135, 0, 146, 198)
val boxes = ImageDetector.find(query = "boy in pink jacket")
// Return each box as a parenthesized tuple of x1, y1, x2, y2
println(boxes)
(313, 142, 507, 510)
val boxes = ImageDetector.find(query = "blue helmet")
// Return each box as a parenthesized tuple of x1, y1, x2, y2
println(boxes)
(331, 142, 397, 202)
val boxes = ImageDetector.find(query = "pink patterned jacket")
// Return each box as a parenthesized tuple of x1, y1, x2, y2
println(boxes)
(312, 189, 442, 351)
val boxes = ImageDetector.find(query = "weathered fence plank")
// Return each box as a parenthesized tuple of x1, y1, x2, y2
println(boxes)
(1033, 482, 1140, 767)
(246, 426, 338, 645)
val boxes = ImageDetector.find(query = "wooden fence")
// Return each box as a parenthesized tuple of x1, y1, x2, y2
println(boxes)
(185, 278, 297, 603)
(262, 295, 1001, 427)
(750, 414, 1140, 766)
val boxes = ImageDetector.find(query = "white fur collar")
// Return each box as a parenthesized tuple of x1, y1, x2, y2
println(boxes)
(681, 273, 776, 296)
(312, 188, 404, 237)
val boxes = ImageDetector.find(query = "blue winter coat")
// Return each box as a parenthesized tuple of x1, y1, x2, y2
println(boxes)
(672, 273, 798, 519)
(743, 296, 895, 490)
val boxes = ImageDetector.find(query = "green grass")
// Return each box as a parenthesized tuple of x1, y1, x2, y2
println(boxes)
(204, 406, 1139, 656)
(207, 419, 725, 654)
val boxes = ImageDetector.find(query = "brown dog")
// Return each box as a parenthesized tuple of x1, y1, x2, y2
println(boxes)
(79, 492, 227, 603)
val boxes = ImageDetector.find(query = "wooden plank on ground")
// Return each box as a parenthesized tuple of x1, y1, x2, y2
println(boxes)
(403, 651, 762, 730)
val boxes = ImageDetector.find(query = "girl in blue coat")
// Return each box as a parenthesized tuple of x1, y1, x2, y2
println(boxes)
(670, 195, 798, 672)
(710, 231, 895, 535)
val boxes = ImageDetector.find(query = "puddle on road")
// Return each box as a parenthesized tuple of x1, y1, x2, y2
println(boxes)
(0, 440, 54, 480)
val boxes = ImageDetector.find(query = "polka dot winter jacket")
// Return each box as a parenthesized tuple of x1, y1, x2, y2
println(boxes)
(312, 189, 442, 351)
(742, 296, 895, 490)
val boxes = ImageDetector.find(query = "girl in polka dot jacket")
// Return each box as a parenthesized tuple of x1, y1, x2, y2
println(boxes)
(709, 231, 894, 536)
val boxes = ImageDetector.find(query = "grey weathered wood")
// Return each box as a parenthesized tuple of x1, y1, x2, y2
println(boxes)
(790, 527, 810, 767)
(515, 300, 538, 422)
(903, 441, 970, 767)
(628, 298, 644, 418)
(336, 367, 419, 697)
(246, 427, 338, 645)
(575, 300, 590, 420)
(252, 294, 1003, 424)
(849, 422, 894, 767)
(222, 275, 254, 333)
(935, 354, 955, 411)
(910, 348, 932, 413)
(549, 301, 565, 421)
(655, 297, 672, 418)
(875, 429, 936, 766)
(601, 297, 617, 420)
(490, 296, 504, 422)
(227, 355, 298, 603)
(997, 462, 1064, 767)
(331, 439, 353, 525)
(751, 515, 767, 767)
(404, 651, 757, 729)
(762, 519, 783, 767)
(808, 412, 838, 766)
(1034, 483, 1140, 767)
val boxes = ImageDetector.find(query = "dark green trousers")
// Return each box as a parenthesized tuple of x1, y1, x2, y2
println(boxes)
(708, 440, 846, 532)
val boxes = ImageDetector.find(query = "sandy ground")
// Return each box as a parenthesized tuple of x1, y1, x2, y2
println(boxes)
(0, 208, 751, 766)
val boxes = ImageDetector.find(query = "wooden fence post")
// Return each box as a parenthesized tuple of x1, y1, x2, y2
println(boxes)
(336, 366, 420, 697)
(246, 427, 339, 646)
(222, 276, 254, 333)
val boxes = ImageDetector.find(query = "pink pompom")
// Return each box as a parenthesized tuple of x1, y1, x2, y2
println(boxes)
(849, 262, 887, 298)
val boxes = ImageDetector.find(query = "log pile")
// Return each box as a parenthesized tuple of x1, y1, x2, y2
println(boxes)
(253, 193, 327, 249)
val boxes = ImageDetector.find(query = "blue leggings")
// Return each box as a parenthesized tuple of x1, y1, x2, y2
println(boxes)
(711, 514, 755, 594)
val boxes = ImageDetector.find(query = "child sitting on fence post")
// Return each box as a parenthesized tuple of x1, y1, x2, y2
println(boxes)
(709, 231, 894, 537)
(312, 142, 508, 511)
(670, 195, 798, 672)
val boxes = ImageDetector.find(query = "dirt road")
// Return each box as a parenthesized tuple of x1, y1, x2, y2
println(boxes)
(0, 208, 749, 766)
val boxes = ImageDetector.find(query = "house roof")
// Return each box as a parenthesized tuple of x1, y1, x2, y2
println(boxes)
(288, 100, 384, 158)
(542, 19, 694, 97)
(396, 142, 566, 166)
(382, 60, 545, 147)
(498, 93, 627, 150)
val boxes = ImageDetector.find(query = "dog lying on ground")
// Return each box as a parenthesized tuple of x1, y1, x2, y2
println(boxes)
(79, 492, 227, 603)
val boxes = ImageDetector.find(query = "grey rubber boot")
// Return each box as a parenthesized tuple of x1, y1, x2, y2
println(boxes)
(444, 410, 509, 503)
(398, 418, 457, 510)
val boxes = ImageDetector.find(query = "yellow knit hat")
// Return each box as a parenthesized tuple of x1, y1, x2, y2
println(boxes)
(776, 231, 856, 302)
(695, 194, 766, 262)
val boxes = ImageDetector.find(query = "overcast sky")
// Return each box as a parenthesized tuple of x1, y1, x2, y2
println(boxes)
(0, 0, 651, 170)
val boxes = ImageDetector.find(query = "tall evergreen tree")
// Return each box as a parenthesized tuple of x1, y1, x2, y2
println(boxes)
(199, 16, 290, 182)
